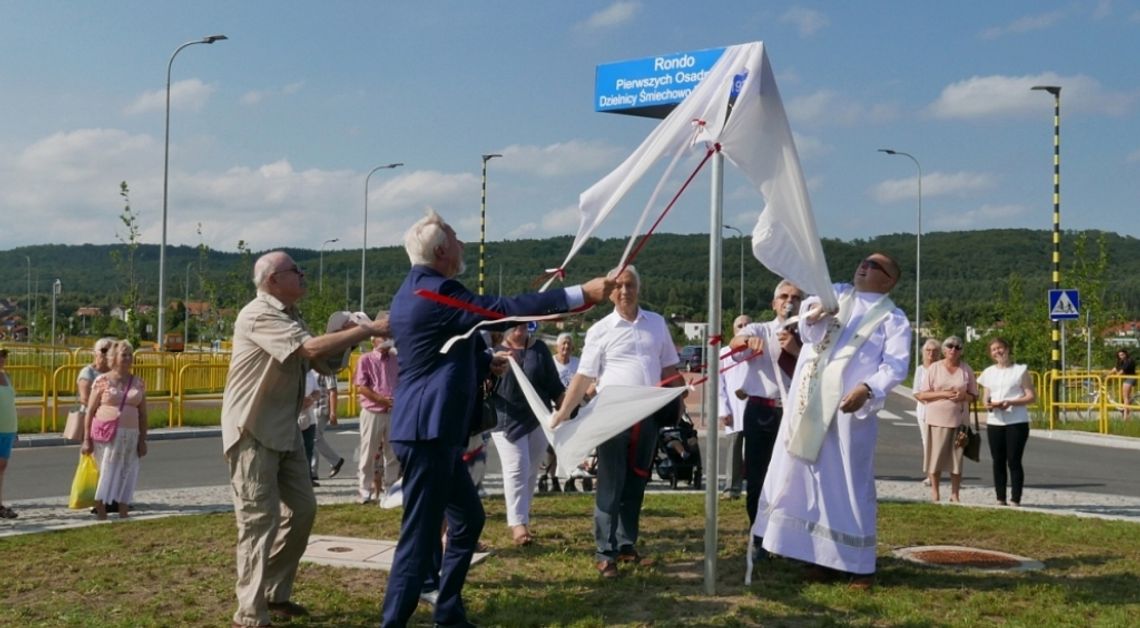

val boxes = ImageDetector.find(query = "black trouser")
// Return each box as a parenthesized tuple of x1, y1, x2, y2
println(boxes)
(986, 422, 1029, 503)
(743, 398, 782, 526)
(301, 424, 316, 480)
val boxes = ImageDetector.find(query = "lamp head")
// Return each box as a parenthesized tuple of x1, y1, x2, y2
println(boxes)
(482, 153, 502, 162)
(878, 148, 897, 155)
(203, 35, 228, 44)
(1031, 85, 1061, 96)
(386, 163, 403, 169)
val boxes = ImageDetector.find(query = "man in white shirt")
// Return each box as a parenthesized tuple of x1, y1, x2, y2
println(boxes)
(728, 280, 804, 531)
(557, 266, 683, 579)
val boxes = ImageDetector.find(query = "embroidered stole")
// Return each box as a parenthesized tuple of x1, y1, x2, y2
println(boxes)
(785, 290, 896, 462)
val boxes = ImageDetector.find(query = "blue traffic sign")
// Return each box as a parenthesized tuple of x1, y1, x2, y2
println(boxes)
(1048, 289, 1080, 321)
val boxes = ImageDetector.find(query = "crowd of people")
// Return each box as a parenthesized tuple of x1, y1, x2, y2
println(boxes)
(1, 209, 1086, 626)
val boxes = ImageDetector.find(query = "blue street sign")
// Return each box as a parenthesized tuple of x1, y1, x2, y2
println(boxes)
(1048, 289, 1080, 321)
(594, 47, 726, 119)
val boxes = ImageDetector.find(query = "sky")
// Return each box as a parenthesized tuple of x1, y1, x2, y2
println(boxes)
(2, 1, 1138, 258)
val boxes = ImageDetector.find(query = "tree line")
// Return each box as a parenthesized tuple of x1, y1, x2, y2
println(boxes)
(3, 228, 1138, 372)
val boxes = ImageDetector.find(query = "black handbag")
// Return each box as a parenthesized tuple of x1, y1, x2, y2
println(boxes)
(470, 376, 499, 436)
(958, 405, 982, 462)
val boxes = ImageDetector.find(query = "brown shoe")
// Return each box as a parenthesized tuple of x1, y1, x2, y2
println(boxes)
(596, 560, 619, 578)
(803, 564, 840, 583)
(848, 574, 875, 591)
(616, 549, 656, 567)
(267, 601, 309, 617)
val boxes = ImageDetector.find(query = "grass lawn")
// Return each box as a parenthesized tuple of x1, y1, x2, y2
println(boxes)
(3, 493, 1139, 626)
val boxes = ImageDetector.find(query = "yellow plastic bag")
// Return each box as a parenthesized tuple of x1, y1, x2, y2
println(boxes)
(69, 454, 99, 510)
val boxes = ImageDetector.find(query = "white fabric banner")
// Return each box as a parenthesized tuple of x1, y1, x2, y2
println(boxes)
(556, 41, 837, 309)
(508, 358, 686, 477)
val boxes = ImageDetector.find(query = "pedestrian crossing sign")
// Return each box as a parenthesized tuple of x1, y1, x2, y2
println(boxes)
(1048, 289, 1080, 321)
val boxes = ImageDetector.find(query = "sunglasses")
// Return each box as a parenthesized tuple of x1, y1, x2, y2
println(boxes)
(943, 344, 963, 351)
(860, 258, 895, 279)
(98, 347, 110, 354)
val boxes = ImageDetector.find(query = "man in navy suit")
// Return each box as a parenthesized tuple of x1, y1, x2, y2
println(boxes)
(381, 209, 613, 628)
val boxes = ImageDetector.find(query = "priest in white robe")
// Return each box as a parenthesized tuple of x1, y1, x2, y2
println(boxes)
(751, 252, 911, 590)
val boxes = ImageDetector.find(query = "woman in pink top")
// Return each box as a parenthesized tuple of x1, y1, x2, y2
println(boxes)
(81, 341, 148, 519)
(914, 335, 977, 503)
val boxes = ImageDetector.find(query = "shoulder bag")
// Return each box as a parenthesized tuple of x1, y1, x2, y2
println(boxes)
(957, 403, 982, 462)
(90, 376, 132, 443)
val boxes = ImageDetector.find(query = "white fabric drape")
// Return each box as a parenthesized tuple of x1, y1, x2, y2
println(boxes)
(555, 41, 836, 310)
(508, 358, 686, 477)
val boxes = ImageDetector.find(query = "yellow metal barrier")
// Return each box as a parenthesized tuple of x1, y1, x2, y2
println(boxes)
(49, 364, 176, 431)
(176, 363, 230, 427)
(7, 365, 50, 431)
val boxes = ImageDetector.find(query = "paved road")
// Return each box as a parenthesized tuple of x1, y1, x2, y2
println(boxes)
(6, 382, 1140, 543)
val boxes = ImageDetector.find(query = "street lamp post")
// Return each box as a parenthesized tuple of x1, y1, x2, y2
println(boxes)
(158, 34, 227, 351)
(51, 278, 61, 350)
(1032, 85, 1063, 415)
(479, 153, 502, 295)
(878, 148, 922, 365)
(361, 163, 404, 311)
(24, 256, 31, 341)
(722, 224, 745, 315)
(320, 237, 339, 293)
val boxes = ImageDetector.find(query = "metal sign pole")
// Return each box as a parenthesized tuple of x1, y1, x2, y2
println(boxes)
(703, 150, 724, 596)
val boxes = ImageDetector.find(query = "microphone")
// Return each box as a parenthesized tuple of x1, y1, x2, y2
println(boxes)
(782, 301, 798, 330)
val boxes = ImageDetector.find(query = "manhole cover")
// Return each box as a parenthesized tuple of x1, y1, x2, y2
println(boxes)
(893, 545, 1043, 572)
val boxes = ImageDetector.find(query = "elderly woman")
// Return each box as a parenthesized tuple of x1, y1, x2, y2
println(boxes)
(914, 335, 977, 503)
(539, 332, 580, 493)
(77, 337, 116, 414)
(81, 341, 148, 520)
(978, 337, 1036, 506)
(491, 322, 565, 545)
(913, 339, 942, 484)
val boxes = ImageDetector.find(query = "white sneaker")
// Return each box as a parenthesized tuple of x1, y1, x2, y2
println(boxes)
(380, 479, 404, 509)
(419, 589, 438, 607)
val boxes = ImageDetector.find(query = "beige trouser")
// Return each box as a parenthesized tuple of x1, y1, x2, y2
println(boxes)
(226, 431, 317, 627)
(358, 408, 401, 500)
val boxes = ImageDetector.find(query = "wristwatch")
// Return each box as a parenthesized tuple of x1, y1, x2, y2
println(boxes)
(862, 382, 874, 398)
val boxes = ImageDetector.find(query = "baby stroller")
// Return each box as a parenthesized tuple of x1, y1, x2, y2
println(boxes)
(655, 409, 702, 490)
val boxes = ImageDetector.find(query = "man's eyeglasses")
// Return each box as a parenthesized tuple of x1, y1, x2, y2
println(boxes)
(98, 347, 110, 354)
(273, 265, 304, 277)
(943, 344, 963, 351)
(860, 258, 895, 279)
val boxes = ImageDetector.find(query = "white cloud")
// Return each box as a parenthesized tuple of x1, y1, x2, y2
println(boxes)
(0, 126, 486, 251)
(241, 81, 305, 107)
(540, 204, 581, 231)
(505, 222, 539, 239)
(979, 11, 1064, 39)
(579, 1, 640, 30)
(787, 90, 899, 127)
(871, 171, 997, 204)
(791, 132, 831, 160)
(928, 203, 1028, 230)
(780, 7, 829, 37)
(124, 79, 215, 115)
(927, 72, 1135, 119)
(497, 140, 625, 177)
(1092, 0, 1113, 19)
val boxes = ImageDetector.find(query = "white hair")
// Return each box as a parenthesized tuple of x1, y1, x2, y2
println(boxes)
(252, 252, 280, 288)
(773, 279, 804, 299)
(93, 337, 117, 352)
(609, 264, 640, 289)
(403, 208, 450, 266)
(556, 332, 574, 345)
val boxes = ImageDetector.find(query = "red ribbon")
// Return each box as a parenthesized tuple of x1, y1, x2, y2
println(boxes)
(413, 289, 504, 320)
